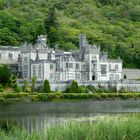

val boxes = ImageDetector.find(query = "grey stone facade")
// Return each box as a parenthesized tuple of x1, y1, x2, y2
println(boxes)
(0, 34, 123, 82)
(3, 34, 138, 91)
(2, 34, 140, 91)
(28, 34, 122, 82)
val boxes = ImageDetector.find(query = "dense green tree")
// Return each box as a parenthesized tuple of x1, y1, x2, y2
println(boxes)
(0, 0, 139, 68)
(31, 76, 37, 92)
(65, 80, 79, 93)
(0, 0, 4, 10)
(0, 65, 12, 86)
(44, 6, 59, 46)
(70, 80, 79, 93)
(23, 80, 31, 93)
(97, 0, 121, 5)
(129, 6, 140, 22)
(43, 79, 51, 93)
(9, 74, 17, 88)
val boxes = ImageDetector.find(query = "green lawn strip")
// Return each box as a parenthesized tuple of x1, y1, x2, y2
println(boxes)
(0, 92, 140, 103)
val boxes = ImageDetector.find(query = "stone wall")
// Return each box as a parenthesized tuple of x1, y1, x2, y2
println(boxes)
(123, 68, 140, 80)
(17, 80, 140, 92)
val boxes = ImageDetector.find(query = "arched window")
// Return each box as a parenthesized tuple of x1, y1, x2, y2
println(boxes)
(92, 75, 95, 81)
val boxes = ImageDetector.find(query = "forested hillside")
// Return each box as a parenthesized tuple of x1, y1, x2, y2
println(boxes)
(0, 0, 140, 68)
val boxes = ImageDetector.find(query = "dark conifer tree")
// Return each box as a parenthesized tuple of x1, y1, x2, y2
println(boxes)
(43, 79, 51, 93)
(45, 6, 59, 47)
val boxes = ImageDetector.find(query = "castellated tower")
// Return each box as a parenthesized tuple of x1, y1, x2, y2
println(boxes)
(37, 35, 47, 48)
(79, 34, 87, 50)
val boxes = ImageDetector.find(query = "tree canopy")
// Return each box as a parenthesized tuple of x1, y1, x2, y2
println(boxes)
(43, 79, 51, 93)
(0, 65, 12, 85)
(45, 6, 59, 46)
(0, 0, 140, 68)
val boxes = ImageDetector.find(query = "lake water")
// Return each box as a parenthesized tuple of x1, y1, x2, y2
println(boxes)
(0, 99, 140, 132)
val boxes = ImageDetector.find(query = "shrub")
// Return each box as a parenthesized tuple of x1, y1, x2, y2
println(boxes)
(86, 85, 97, 93)
(43, 79, 51, 93)
(62, 93, 89, 99)
(69, 80, 79, 93)
(16, 85, 23, 93)
(23, 80, 31, 93)
(31, 76, 37, 92)
(78, 86, 88, 93)
(0, 84, 3, 92)
(38, 94, 48, 101)
(65, 80, 88, 93)
(46, 93, 61, 100)
(119, 87, 128, 93)
(0, 65, 12, 86)
(9, 74, 17, 88)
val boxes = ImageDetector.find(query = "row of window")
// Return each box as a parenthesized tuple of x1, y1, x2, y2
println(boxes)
(32, 65, 42, 79)
(109, 74, 120, 80)
(66, 63, 81, 69)
(109, 64, 119, 71)
(101, 64, 119, 75)
(0, 53, 13, 59)
(52, 63, 82, 71)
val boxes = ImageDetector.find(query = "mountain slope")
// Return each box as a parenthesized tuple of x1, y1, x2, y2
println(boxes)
(0, 0, 140, 68)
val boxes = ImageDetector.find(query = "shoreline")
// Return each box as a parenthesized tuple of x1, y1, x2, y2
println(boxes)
(0, 92, 140, 103)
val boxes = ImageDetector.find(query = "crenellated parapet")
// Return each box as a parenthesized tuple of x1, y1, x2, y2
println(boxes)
(123, 68, 140, 80)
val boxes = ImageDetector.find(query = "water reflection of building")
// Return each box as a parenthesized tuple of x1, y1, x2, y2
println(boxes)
(16, 117, 48, 133)
(0, 116, 47, 133)
(1, 116, 71, 133)
(0, 114, 98, 133)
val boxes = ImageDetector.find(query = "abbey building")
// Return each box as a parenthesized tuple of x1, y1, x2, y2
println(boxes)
(0, 34, 122, 83)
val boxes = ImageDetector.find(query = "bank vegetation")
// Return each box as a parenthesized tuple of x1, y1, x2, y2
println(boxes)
(0, 115, 140, 140)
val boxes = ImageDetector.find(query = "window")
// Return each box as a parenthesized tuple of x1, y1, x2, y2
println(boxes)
(24, 57, 28, 61)
(50, 73, 54, 80)
(92, 64, 96, 70)
(69, 63, 73, 69)
(50, 64, 53, 70)
(109, 64, 111, 70)
(76, 63, 80, 70)
(33, 70, 36, 76)
(24, 65, 28, 69)
(83, 64, 85, 70)
(76, 74, 80, 80)
(38, 64, 41, 68)
(101, 65, 107, 74)
(38, 66, 42, 79)
(110, 74, 114, 81)
(38, 73, 42, 79)
(115, 65, 119, 71)
(32, 65, 35, 76)
(24, 73, 28, 78)
(66, 63, 69, 68)
(9, 53, 12, 58)
(115, 74, 119, 80)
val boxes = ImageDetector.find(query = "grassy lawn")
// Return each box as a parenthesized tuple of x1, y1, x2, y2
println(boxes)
(0, 92, 140, 103)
